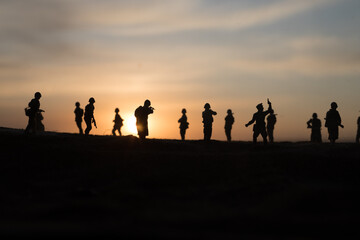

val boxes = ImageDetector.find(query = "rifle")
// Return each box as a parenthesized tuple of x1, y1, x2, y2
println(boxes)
(93, 118, 97, 128)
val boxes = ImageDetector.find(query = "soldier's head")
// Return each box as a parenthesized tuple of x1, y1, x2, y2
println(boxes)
(227, 109, 232, 115)
(313, 113, 318, 119)
(89, 97, 95, 104)
(144, 99, 151, 107)
(75, 102, 80, 107)
(204, 103, 210, 109)
(34, 92, 42, 99)
(115, 108, 119, 113)
(256, 103, 263, 111)
(331, 102, 338, 109)
(182, 108, 186, 114)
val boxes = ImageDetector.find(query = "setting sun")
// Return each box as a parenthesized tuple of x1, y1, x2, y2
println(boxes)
(123, 114, 137, 136)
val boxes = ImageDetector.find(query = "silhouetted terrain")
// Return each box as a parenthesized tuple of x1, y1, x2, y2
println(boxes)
(1, 127, 360, 239)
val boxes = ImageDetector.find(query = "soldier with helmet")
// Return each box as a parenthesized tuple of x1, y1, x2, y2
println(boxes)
(245, 99, 273, 144)
(325, 102, 343, 144)
(74, 102, 84, 135)
(224, 109, 234, 142)
(202, 103, 217, 141)
(112, 108, 124, 136)
(24, 92, 44, 135)
(84, 97, 96, 136)
(178, 108, 189, 141)
(135, 99, 154, 140)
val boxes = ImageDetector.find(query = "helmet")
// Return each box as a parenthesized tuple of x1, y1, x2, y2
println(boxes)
(34, 92, 42, 99)
(256, 103, 263, 110)
(144, 99, 151, 106)
(227, 109, 232, 114)
(89, 97, 95, 103)
(75, 102, 80, 107)
(312, 113, 318, 118)
(182, 108, 186, 113)
(115, 108, 119, 112)
(331, 102, 337, 109)
(204, 103, 210, 109)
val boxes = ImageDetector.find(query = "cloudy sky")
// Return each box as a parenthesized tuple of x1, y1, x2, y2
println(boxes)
(1, 0, 360, 141)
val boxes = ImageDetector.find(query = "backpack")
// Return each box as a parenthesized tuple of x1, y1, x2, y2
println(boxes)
(24, 107, 31, 116)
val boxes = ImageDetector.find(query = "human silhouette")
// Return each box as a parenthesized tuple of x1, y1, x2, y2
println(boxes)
(84, 97, 96, 136)
(325, 102, 343, 144)
(245, 99, 273, 144)
(356, 115, 360, 143)
(266, 112, 277, 143)
(24, 92, 44, 135)
(112, 108, 124, 136)
(307, 113, 322, 143)
(135, 99, 154, 140)
(224, 109, 234, 142)
(74, 102, 84, 135)
(178, 108, 189, 141)
(202, 103, 217, 141)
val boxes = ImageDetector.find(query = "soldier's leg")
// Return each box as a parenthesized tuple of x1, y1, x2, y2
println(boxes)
(118, 127, 122, 136)
(356, 129, 360, 143)
(268, 128, 274, 143)
(112, 127, 116, 136)
(253, 131, 260, 143)
(261, 130, 268, 144)
(76, 121, 83, 134)
(180, 129, 185, 140)
(225, 128, 231, 142)
(85, 119, 92, 135)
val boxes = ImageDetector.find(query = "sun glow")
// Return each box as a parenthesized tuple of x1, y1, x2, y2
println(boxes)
(123, 114, 138, 136)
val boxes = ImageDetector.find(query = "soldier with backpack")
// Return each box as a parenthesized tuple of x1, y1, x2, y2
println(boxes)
(24, 92, 44, 135)
(112, 108, 124, 136)
(178, 108, 189, 141)
(135, 99, 154, 140)
(84, 97, 97, 136)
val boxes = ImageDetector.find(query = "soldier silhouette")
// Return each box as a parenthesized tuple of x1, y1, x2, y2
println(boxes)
(325, 102, 343, 144)
(135, 99, 154, 140)
(266, 112, 277, 143)
(202, 103, 217, 141)
(307, 113, 322, 143)
(356, 114, 360, 143)
(112, 108, 124, 136)
(178, 108, 189, 141)
(224, 109, 234, 142)
(24, 92, 44, 135)
(245, 99, 273, 144)
(74, 102, 84, 135)
(84, 97, 97, 136)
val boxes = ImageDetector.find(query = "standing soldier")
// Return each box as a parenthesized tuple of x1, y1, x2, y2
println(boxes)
(356, 114, 360, 143)
(74, 102, 84, 135)
(245, 99, 273, 144)
(307, 113, 322, 143)
(224, 109, 234, 142)
(84, 97, 96, 136)
(325, 102, 343, 144)
(24, 92, 43, 135)
(178, 108, 189, 141)
(135, 99, 154, 140)
(112, 108, 124, 136)
(202, 103, 217, 141)
(266, 112, 277, 143)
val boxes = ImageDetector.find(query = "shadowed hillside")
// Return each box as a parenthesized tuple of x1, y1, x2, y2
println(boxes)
(1, 127, 360, 239)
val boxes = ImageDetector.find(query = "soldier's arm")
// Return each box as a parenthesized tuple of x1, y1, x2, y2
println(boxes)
(245, 114, 256, 127)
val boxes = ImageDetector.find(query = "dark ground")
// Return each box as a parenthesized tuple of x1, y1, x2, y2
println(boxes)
(1, 127, 360, 239)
